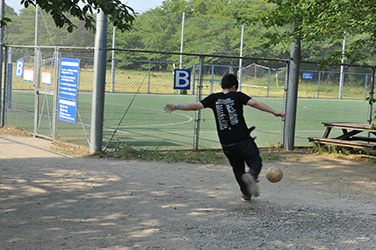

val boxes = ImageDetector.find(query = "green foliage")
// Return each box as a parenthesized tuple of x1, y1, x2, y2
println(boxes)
(367, 96, 376, 127)
(310, 143, 370, 157)
(237, 0, 376, 65)
(100, 139, 283, 164)
(0, 17, 12, 27)
(100, 140, 228, 164)
(4, 1, 376, 66)
(260, 151, 283, 161)
(5, 0, 135, 33)
(114, 0, 287, 64)
(4, 5, 96, 46)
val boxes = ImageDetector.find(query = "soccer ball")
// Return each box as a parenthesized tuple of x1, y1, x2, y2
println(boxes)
(266, 166, 283, 183)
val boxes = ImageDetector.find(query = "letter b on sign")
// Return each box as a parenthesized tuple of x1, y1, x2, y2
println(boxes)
(174, 69, 191, 90)
(15, 60, 24, 78)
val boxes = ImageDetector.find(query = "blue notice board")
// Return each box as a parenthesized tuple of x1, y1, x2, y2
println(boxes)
(302, 73, 313, 79)
(58, 98, 77, 123)
(59, 58, 80, 100)
(58, 58, 80, 123)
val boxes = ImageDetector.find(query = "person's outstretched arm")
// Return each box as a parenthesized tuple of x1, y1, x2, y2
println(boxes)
(247, 99, 286, 118)
(164, 102, 204, 113)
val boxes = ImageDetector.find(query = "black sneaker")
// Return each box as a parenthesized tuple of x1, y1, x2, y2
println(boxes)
(241, 173, 259, 197)
(241, 195, 251, 201)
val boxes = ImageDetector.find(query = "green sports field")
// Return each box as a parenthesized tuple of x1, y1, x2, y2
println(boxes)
(4, 90, 372, 150)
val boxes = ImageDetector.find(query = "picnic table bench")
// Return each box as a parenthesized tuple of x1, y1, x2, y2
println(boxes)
(308, 122, 376, 150)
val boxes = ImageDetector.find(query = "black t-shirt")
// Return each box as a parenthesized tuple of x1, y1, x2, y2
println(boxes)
(200, 91, 252, 145)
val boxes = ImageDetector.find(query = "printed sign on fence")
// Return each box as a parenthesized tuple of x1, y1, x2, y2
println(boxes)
(15, 60, 24, 78)
(23, 67, 34, 82)
(302, 73, 313, 79)
(59, 58, 80, 100)
(58, 58, 80, 123)
(173, 69, 191, 90)
(58, 98, 77, 123)
(42, 70, 52, 85)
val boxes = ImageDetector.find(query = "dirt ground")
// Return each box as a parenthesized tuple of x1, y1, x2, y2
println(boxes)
(1, 133, 376, 250)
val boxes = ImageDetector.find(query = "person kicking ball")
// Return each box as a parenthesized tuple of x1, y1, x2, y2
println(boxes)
(165, 74, 286, 201)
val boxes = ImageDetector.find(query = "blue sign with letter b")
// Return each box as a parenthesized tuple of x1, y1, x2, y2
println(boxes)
(174, 69, 191, 90)
(15, 60, 24, 78)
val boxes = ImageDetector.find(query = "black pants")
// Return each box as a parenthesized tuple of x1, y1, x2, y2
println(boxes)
(222, 137, 262, 196)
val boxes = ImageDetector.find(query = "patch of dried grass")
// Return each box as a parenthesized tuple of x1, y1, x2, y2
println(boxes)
(1, 125, 91, 157)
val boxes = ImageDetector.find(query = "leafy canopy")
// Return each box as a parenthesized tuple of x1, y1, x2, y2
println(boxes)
(237, 0, 376, 65)
(5, 0, 136, 32)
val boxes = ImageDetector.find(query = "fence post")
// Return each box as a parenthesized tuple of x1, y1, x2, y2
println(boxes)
(5, 47, 12, 110)
(193, 56, 204, 150)
(367, 67, 375, 125)
(1, 46, 7, 127)
(0, 0, 4, 126)
(317, 71, 321, 99)
(52, 47, 60, 141)
(239, 23, 244, 92)
(284, 28, 301, 150)
(191, 64, 196, 95)
(364, 74, 369, 101)
(267, 68, 271, 97)
(210, 65, 214, 94)
(0, 45, 2, 127)
(111, 27, 116, 93)
(90, 12, 108, 153)
(147, 61, 151, 94)
(33, 48, 41, 137)
(281, 61, 289, 148)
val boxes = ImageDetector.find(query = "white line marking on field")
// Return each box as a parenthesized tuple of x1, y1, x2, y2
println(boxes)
(103, 106, 194, 130)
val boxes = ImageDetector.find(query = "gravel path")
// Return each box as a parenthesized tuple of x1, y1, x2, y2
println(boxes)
(1, 134, 376, 249)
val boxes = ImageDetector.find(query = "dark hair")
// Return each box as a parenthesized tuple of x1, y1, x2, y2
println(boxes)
(221, 74, 239, 89)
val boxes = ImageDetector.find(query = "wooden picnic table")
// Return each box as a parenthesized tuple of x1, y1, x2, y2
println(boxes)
(308, 122, 376, 149)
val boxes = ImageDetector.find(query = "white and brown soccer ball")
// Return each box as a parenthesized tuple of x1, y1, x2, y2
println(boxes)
(266, 166, 283, 183)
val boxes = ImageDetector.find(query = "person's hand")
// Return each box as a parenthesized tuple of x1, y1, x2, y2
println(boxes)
(274, 111, 286, 119)
(164, 104, 175, 113)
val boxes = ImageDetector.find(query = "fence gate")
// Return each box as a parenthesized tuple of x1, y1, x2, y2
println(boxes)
(32, 47, 59, 141)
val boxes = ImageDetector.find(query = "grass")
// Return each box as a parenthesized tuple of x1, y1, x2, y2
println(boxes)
(309, 142, 376, 162)
(0, 125, 91, 157)
(0, 125, 34, 137)
(96, 139, 284, 164)
(3, 125, 375, 164)
(0, 125, 284, 164)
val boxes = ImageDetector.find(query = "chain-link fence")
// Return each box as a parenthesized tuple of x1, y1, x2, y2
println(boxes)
(101, 49, 289, 150)
(299, 62, 373, 100)
(2, 45, 94, 146)
(1, 45, 375, 150)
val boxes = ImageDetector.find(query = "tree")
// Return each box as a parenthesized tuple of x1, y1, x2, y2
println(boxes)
(4, 4, 97, 46)
(238, 0, 376, 65)
(114, 0, 289, 66)
(0, 4, 18, 27)
(298, 0, 376, 64)
(3, 0, 136, 32)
